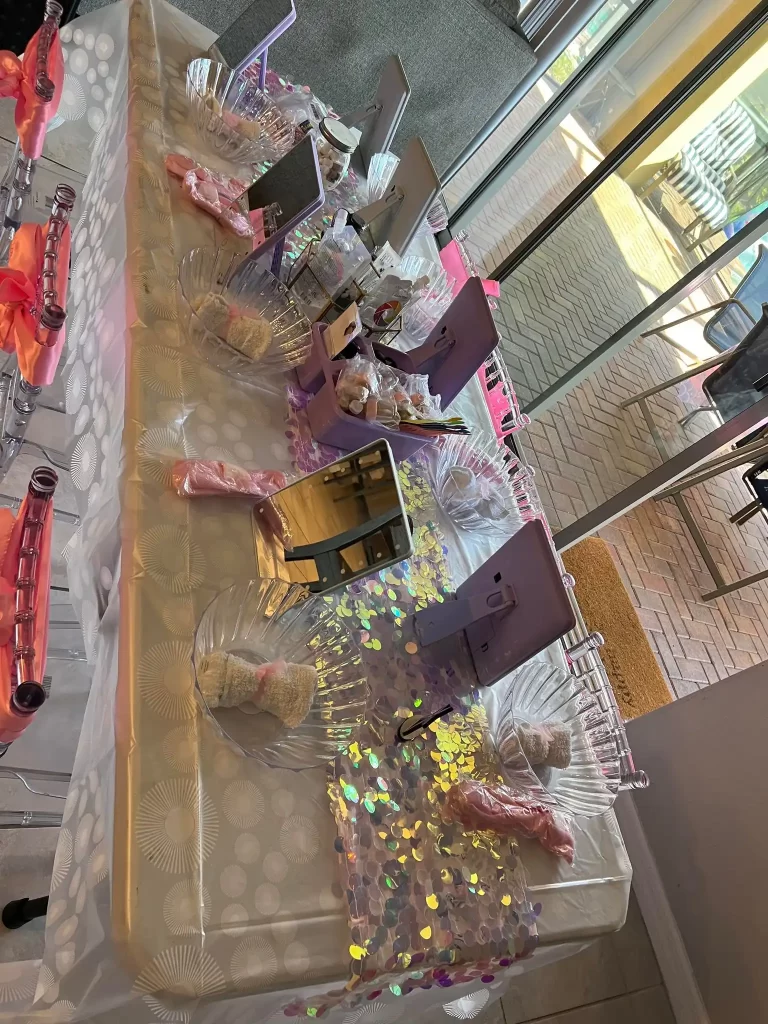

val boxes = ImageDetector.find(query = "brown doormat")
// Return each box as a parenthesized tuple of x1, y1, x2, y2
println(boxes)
(561, 538, 673, 719)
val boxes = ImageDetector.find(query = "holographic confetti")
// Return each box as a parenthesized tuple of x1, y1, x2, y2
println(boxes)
(282, 385, 539, 1020)
(325, 490, 534, 984)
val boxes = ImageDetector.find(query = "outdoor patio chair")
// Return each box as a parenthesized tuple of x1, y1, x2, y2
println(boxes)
(625, 300, 768, 425)
(637, 100, 759, 233)
(681, 146, 768, 252)
(624, 306, 768, 601)
(700, 301, 768, 421)
(730, 456, 768, 527)
(631, 244, 768, 426)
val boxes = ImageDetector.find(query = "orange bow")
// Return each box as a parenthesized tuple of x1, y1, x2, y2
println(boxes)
(0, 52, 23, 100)
(0, 23, 64, 160)
(0, 219, 70, 387)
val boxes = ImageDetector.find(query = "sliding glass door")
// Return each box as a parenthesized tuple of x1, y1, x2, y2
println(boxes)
(447, 0, 761, 279)
(493, 4, 768, 412)
(480, 4, 768, 623)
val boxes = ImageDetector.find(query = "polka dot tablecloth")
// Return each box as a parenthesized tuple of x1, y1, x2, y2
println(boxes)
(0, 1, 630, 1021)
(59, 20, 117, 135)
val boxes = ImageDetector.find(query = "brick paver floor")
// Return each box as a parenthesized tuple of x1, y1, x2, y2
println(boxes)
(465, 110, 768, 696)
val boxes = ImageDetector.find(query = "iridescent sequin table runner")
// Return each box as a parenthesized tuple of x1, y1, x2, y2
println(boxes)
(283, 391, 539, 1016)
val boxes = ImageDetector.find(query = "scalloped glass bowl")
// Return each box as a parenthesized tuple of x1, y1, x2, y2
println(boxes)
(193, 580, 368, 770)
(484, 661, 621, 817)
(427, 433, 526, 538)
(186, 58, 295, 164)
(178, 245, 313, 382)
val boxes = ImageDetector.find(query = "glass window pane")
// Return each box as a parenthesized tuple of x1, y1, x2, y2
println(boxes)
(494, 20, 768, 536)
(496, 20, 768, 408)
(452, 0, 754, 276)
(445, 0, 640, 214)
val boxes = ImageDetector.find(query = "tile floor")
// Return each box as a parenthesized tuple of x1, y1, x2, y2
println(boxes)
(473, 892, 673, 1024)
(515, 349, 768, 696)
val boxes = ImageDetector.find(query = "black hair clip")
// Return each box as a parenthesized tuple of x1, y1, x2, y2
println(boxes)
(395, 704, 453, 743)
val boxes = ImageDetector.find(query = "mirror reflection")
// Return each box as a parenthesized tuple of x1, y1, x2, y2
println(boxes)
(253, 440, 413, 593)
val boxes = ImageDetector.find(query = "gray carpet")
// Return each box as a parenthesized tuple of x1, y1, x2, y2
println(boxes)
(77, 0, 534, 176)
(268, 0, 535, 175)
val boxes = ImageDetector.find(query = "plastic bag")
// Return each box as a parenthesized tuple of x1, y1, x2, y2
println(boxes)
(370, 362, 402, 429)
(401, 372, 442, 420)
(171, 459, 288, 499)
(444, 780, 575, 863)
(165, 154, 252, 236)
(358, 271, 429, 330)
(335, 355, 380, 417)
(171, 460, 292, 548)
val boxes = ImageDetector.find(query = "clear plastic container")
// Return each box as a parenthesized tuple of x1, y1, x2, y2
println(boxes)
(315, 117, 358, 191)
(290, 221, 372, 319)
(274, 89, 323, 126)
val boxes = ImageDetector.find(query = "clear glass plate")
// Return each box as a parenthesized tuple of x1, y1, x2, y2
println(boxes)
(178, 245, 313, 383)
(427, 433, 528, 537)
(484, 660, 621, 817)
(193, 579, 368, 770)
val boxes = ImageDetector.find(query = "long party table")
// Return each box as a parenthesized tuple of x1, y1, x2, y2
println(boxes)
(0, 2, 630, 1020)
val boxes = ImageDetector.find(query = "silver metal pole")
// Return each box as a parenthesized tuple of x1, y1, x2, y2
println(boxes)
(620, 351, 730, 408)
(553, 394, 768, 550)
(652, 439, 768, 500)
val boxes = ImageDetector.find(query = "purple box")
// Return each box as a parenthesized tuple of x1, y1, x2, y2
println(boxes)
(299, 279, 499, 460)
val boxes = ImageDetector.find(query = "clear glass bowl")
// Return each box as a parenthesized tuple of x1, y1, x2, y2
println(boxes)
(403, 267, 455, 343)
(484, 661, 621, 817)
(367, 151, 399, 203)
(427, 433, 527, 538)
(193, 580, 368, 770)
(186, 58, 295, 164)
(178, 246, 313, 383)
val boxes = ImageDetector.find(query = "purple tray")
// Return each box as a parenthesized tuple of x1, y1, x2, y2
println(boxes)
(304, 351, 427, 463)
(299, 279, 499, 459)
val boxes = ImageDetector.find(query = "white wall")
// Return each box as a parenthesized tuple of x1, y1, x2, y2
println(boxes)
(626, 661, 768, 1024)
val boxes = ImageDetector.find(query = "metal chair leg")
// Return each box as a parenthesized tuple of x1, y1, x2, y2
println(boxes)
(47, 647, 87, 662)
(18, 440, 70, 472)
(679, 402, 717, 428)
(0, 494, 79, 526)
(0, 811, 63, 828)
(2, 896, 48, 929)
(730, 499, 762, 525)
(621, 351, 729, 409)
(0, 766, 70, 799)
